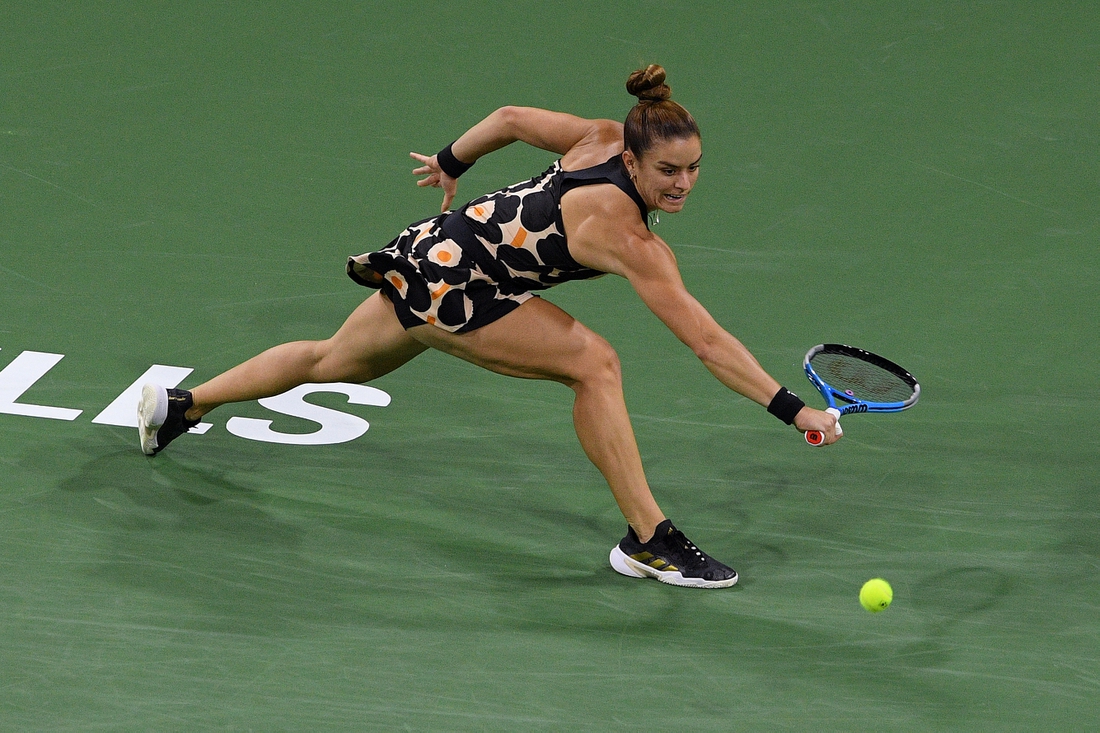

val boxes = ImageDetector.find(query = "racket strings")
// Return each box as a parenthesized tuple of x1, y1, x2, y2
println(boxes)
(810, 353, 915, 402)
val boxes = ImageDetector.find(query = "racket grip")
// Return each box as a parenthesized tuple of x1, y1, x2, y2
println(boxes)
(805, 408, 843, 446)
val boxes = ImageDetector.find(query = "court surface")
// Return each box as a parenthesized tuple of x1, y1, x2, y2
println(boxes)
(2, 2, 1097, 730)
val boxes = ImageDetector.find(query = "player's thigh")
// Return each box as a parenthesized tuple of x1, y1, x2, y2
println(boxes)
(406, 296, 616, 385)
(321, 291, 427, 381)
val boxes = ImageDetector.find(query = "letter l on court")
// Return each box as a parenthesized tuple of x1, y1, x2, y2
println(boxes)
(0, 349, 83, 420)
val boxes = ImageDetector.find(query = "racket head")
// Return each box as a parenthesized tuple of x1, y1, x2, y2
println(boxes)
(803, 344, 920, 415)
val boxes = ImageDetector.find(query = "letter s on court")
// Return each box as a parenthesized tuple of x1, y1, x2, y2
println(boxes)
(224, 383, 390, 445)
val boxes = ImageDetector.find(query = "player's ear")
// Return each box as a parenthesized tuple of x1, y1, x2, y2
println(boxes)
(622, 150, 638, 179)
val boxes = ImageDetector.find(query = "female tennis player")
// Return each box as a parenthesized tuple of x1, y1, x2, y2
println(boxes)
(138, 64, 840, 589)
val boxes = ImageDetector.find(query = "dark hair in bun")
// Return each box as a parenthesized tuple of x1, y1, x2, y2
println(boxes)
(624, 64, 699, 157)
(626, 64, 673, 102)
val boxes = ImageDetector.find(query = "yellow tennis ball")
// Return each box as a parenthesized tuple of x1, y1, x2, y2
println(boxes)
(860, 578, 893, 612)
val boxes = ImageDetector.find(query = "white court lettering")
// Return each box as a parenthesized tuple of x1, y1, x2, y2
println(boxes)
(92, 364, 213, 434)
(0, 348, 390, 446)
(0, 349, 83, 420)
(226, 383, 391, 445)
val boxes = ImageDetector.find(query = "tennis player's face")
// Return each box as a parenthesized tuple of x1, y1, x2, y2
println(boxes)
(631, 136, 702, 214)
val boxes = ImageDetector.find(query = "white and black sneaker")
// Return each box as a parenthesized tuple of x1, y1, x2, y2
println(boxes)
(609, 519, 738, 589)
(137, 384, 199, 456)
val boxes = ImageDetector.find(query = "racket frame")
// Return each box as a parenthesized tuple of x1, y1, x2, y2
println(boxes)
(804, 343, 920, 414)
(802, 343, 920, 445)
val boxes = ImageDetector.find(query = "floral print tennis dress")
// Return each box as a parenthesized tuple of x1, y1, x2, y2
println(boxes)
(347, 155, 648, 333)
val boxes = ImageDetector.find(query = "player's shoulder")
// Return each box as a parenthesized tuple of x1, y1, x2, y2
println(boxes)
(589, 118, 624, 143)
(562, 178, 640, 223)
(564, 187, 659, 273)
(561, 120, 624, 169)
(575, 118, 624, 146)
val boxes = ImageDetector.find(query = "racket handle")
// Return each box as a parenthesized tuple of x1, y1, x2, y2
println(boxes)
(805, 408, 843, 446)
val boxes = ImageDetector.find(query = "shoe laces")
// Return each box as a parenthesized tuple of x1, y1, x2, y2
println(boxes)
(665, 527, 709, 569)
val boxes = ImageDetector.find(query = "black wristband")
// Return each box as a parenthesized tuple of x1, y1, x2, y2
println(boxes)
(436, 141, 474, 179)
(767, 387, 805, 425)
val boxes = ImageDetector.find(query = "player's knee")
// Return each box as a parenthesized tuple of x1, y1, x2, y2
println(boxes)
(577, 333, 622, 388)
(309, 340, 359, 383)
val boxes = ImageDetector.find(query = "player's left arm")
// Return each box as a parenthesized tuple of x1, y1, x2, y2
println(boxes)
(411, 106, 620, 212)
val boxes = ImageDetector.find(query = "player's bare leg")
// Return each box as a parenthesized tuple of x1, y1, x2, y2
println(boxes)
(406, 296, 666, 541)
(407, 297, 737, 587)
(139, 292, 425, 454)
(186, 292, 426, 420)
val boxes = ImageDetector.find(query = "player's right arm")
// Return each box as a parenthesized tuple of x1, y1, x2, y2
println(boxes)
(566, 191, 839, 441)
(411, 107, 621, 211)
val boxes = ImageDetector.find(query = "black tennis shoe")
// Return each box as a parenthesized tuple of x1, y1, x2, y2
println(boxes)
(609, 519, 738, 589)
(138, 384, 200, 455)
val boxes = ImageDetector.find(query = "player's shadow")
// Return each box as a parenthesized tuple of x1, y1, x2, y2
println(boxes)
(52, 447, 313, 631)
(55, 415, 833, 641)
(49, 442, 695, 637)
(897, 566, 1014, 666)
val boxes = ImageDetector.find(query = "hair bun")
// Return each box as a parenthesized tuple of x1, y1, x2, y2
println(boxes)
(626, 64, 672, 103)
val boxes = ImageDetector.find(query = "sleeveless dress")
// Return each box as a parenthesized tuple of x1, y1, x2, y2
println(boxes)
(347, 155, 648, 333)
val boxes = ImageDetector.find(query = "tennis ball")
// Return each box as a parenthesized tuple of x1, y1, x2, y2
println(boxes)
(859, 578, 893, 613)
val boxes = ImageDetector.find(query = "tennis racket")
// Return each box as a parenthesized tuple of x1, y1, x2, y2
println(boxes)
(803, 344, 920, 446)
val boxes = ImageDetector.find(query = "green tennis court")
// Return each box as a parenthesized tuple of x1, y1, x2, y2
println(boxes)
(2, 2, 1097, 729)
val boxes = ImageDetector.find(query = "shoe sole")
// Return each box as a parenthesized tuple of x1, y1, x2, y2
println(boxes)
(137, 383, 168, 455)
(609, 546, 738, 589)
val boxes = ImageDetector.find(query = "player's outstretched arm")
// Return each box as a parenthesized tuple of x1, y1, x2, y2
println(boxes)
(624, 238, 782, 405)
(627, 246, 838, 438)
(629, 254, 839, 440)
(570, 206, 839, 441)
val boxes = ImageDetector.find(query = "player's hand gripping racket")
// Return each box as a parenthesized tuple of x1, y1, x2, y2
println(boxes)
(803, 344, 920, 446)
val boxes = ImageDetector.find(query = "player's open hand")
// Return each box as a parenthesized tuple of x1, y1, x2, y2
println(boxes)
(410, 151, 458, 213)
